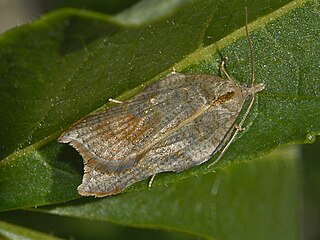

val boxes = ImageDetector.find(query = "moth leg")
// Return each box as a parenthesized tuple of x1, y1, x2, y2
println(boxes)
(208, 95, 256, 169)
(148, 174, 156, 188)
(108, 98, 124, 104)
(235, 124, 246, 131)
(220, 57, 235, 81)
(166, 67, 177, 76)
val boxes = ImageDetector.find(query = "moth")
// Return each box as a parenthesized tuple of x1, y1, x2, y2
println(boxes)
(58, 7, 264, 197)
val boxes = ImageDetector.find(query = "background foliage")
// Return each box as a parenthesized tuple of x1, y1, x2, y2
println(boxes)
(0, 0, 319, 239)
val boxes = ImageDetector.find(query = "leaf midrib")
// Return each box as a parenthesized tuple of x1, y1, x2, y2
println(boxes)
(1, 0, 308, 165)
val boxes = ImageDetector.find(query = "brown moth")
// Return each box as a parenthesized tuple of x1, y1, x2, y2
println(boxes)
(58, 7, 264, 197)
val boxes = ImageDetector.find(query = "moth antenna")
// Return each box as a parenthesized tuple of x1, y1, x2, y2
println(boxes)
(245, 4, 255, 87)
(208, 3, 258, 169)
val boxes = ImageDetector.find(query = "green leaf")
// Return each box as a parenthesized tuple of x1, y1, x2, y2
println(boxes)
(0, 0, 318, 230)
(0, 220, 63, 240)
(45, 0, 142, 15)
(40, 146, 300, 239)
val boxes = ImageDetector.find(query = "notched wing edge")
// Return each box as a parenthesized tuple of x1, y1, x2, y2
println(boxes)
(59, 139, 127, 197)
